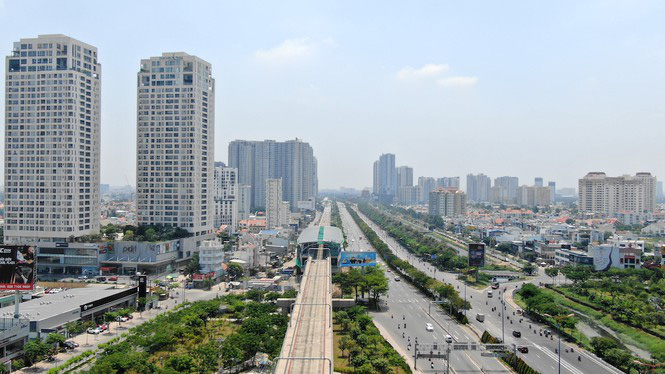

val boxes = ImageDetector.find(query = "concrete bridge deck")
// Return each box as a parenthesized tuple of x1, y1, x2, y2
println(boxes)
(275, 204, 334, 374)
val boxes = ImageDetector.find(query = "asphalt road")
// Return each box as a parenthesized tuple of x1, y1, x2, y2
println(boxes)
(338, 202, 508, 374)
(349, 204, 622, 374)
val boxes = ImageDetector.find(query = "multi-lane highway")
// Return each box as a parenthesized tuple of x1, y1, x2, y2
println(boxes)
(347, 203, 622, 374)
(338, 202, 508, 373)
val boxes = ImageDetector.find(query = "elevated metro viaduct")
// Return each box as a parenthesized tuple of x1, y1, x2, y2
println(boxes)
(275, 203, 337, 374)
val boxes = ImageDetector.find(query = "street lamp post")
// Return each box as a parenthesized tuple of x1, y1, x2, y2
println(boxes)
(501, 299, 505, 343)
(464, 281, 467, 318)
(544, 313, 575, 374)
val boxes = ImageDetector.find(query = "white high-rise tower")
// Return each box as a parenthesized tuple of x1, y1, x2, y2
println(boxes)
(136, 52, 215, 235)
(4, 35, 101, 243)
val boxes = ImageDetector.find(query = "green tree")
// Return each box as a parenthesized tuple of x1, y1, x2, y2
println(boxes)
(603, 348, 633, 371)
(123, 229, 134, 241)
(545, 267, 559, 284)
(45, 332, 66, 347)
(184, 252, 200, 276)
(221, 334, 245, 368)
(227, 262, 244, 280)
(144, 228, 157, 242)
(522, 263, 536, 275)
(338, 336, 352, 358)
(590, 337, 618, 357)
(166, 354, 196, 372)
(23, 339, 49, 365)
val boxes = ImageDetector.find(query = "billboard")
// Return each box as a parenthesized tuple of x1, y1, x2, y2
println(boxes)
(468, 243, 486, 268)
(339, 252, 377, 268)
(0, 245, 36, 290)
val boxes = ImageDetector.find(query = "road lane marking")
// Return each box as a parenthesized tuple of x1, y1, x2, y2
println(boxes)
(534, 343, 585, 374)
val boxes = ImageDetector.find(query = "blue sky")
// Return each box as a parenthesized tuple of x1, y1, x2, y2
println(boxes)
(1, 0, 664, 190)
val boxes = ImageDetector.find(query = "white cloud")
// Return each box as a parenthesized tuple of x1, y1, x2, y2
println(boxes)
(255, 38, 332, 65)
(437, 76, 479, 87)
(397, 63, 450, 81)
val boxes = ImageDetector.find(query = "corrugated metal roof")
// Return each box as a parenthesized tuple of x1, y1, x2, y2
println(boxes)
(297, 226, 344, 245)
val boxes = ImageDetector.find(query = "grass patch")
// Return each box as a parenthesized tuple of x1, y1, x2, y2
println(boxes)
(333, 322, 410, 374)
(522, 288, 665, 357)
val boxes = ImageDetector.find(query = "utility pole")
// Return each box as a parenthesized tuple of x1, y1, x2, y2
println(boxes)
(464, 281, 467, 318)
(446, 344, 451, 374)
(501, 299, 505, 343)
(413, 341, 418, 370)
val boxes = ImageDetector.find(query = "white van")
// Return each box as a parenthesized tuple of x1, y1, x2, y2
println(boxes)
(476, 313, 485, 322)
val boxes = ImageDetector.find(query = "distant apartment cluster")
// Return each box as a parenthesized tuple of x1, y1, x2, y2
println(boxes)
(370, 153, 466, 216)
(3, 34, 318, 244)
(578, 172, 657, 216)
(227, 139, 318, 229)
(467, 174, 555, 207)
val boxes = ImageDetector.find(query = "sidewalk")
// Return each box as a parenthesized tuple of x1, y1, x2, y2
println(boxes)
(371, 318, 422, 374)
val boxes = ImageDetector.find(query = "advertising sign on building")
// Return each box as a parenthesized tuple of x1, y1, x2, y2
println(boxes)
(0, 245, 36, 290)
(468, 243, 486, 268)
(339, 252, 377, 267)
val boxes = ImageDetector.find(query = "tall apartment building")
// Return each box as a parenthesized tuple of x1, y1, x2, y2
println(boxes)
(372, 153, 397, 202)
(428, 188, 467, 217)
(237, 185, 251, 220)
(491, 176, 519, 204)
(548, 181, 556, 203)
(228, 139, 317, 211)
(578, 172, 657, 215)
(466, 174, 491, 202)
(4, 35, 101, 243)
(136, 52, 214, 235)
(534, 177, 543, 187)
(397, 186, 418, 205)
(437, 177, 460, 189)
(213, 164, 238, 231)
(265, 178, 286, 229)
(396, 166, 413, 187)
(417, 177, 437, 204)
(516, 185, 552, 207)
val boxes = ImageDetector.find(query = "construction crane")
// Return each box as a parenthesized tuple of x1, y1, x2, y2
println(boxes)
(124, 175, 134, 203)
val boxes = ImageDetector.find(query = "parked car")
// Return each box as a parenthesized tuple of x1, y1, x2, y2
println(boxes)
(116, 316, 129, 322)
(96, 276, 107, 282)
(512, 330, 521, 338)
(59, 341, 74, 350)
(517, 346, 529, 353)
(98, 324, 108, 331)
(78, 275, 88, 280)
(87, 327, 101, 334)
(108, 276, 118, 281)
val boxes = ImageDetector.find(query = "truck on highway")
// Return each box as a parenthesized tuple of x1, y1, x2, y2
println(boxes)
(476, 313, 485, 322)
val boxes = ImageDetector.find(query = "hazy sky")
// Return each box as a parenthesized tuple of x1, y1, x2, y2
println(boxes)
(2, 1, 664, 190)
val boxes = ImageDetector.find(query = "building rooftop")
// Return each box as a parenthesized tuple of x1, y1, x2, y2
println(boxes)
(0, 286, 135, 323)
(297, 226, 344, 245)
